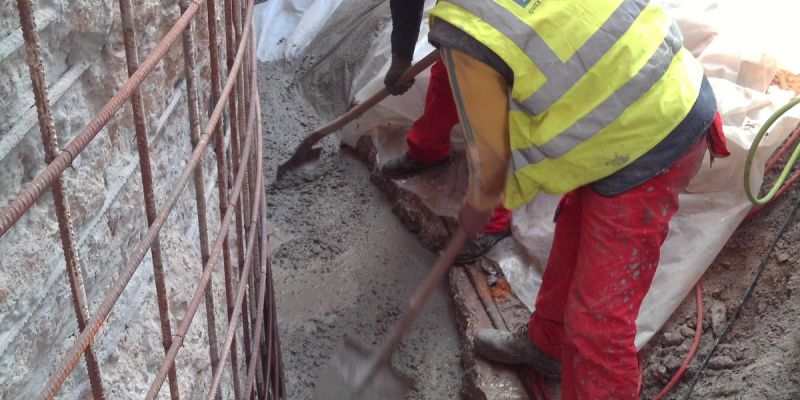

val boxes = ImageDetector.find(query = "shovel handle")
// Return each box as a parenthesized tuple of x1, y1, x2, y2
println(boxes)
(304, 50, 441, 146)
(358, 228, 467, 389)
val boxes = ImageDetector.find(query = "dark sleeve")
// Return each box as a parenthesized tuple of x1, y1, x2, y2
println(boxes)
(390, 0, 425, 57)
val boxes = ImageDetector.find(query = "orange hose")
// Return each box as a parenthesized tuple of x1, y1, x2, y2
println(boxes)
(746, 169, 800, 219)
(765, 126, 800, 173)
(654, 282, 703, 400)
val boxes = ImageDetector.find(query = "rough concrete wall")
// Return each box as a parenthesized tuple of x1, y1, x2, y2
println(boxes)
(0, 0, 246, 398)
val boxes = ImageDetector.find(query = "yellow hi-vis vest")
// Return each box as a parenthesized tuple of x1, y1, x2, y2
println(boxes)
(431, 0, 705, 209)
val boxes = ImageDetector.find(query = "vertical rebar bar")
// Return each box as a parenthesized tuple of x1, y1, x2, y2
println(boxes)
(224, 0, 247, 334)
(15, 1, 106, 399)
(265, 275, 277, 399)
(233, 18, 258, 398)
(117, 0, 182, 398)
(248, 85, 270, 400)
(203, 0, 229, 398)
(247, 36, 267, 400)
(178, 0, 240, 400)
(238, 34, 256, 389)
(224, 0, 246, 275)
(220, 0, 253, 388)
(272, 280, 284, 400)
(237, 19, 257, 398)
(231, 0, 252, 260)
(250, 226, 265, 400)
(251, 242, 266, 400)
(222, 2, 251, 398)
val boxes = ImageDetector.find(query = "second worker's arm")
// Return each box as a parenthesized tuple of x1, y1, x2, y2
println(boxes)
(385, 0, 426, 95)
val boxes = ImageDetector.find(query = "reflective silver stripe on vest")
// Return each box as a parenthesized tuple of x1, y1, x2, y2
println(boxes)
(520, 0, 650, 114)
(447, 0, 563, 78)
(447, 0, 652, 114)
(511, 28, 683, 169)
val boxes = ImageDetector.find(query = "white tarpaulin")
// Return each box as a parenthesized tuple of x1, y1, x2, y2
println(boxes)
(337, 0, 800, 348)
(253, 0, 344, 62)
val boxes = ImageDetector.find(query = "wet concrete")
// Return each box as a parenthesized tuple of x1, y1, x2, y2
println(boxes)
(259, 59, 463, 398)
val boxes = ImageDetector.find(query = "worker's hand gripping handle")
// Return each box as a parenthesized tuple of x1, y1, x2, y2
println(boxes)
(304, 50, 441, 146)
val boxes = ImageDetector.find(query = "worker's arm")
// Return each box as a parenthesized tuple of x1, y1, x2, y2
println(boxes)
(385, 0, 425, 95)
(441, 48, 511, 238)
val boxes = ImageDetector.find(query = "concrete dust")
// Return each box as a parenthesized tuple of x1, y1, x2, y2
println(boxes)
(257, 8, 464, 397)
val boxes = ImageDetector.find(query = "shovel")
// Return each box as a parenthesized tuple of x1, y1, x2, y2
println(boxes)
(276, 50, 440, 183)
(314, 228, 468, 399)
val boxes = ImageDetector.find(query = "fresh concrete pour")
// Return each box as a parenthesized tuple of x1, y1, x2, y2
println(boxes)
(257, 2, 463, 396)
(260, 64, 463, 398)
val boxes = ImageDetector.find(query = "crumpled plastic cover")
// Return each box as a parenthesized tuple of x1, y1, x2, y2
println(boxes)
(336, 0, 800, 349)
(253, 0, 344, 62)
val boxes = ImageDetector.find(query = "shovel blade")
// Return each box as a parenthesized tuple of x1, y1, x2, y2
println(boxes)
(314, 338, 413, 400)
(275, 141, 322, 182)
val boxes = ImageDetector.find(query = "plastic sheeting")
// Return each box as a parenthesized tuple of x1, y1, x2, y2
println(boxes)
(338, 0, 800, 348)
(253, 0, 344, 62)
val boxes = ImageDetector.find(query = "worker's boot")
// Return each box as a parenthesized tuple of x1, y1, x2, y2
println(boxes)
(381, 152, 452, 179)
(474, 324, 561, 379)
(455, 227, 510, 264)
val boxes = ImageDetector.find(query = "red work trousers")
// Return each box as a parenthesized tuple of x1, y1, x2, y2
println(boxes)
(407, 60, 511, 233)
(528, 139, 708, 399)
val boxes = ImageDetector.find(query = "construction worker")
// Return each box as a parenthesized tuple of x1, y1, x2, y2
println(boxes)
(387, 0, 729, 399)
(383, 5, 513, 264)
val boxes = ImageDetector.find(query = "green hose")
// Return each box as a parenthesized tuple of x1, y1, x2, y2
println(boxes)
(744, 96, 800, 205)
